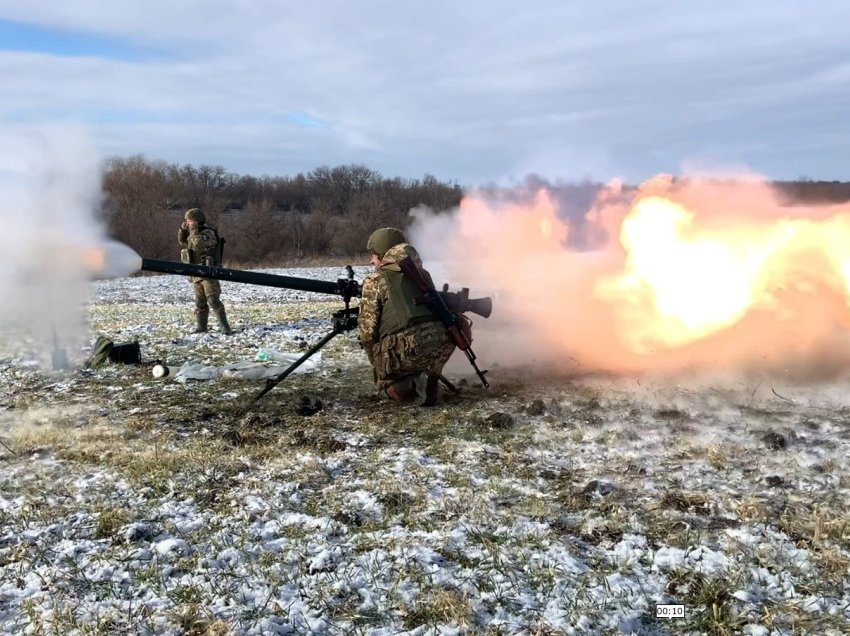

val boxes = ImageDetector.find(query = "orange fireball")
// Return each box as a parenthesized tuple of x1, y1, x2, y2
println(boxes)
(596, 194, 850, 352)
(423, 176, 850, 374)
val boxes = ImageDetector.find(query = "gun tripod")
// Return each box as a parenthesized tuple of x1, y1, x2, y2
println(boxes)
(254, 308, 358, 402)
(253, 307, 459, 403)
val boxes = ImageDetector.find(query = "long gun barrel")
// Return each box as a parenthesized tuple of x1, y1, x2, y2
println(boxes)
(139, 258, 491, 318)
(140, 258, 362, 299)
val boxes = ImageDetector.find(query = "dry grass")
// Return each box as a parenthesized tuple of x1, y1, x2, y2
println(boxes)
(1, 299, 849, 634)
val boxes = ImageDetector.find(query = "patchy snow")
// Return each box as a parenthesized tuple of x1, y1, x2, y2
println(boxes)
(0, 267, 848, 634)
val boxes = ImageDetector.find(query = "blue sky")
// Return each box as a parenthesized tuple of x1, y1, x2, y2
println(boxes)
(2, 1, 850, 186)
(0, 18, 156, 60)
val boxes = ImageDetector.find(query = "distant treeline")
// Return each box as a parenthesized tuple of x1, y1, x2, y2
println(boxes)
(772, 179, 850, 205)
(101, 155, 464, 265)
(101, 155, 850, 266)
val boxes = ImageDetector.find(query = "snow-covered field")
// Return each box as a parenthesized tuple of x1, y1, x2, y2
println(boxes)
(1, 267, 849, 635)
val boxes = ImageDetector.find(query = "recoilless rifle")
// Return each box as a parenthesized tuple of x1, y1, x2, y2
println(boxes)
(139, 258, 493, 400)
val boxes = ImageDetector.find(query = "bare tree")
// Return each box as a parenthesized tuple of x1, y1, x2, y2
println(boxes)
(286, 211, 307, 260)
(102, 155, 176, 258)
(301, 204, 335, 257)
(224, 199, 288, 265)
(331, 189, 393, 256)
(178, 164, 233, 225)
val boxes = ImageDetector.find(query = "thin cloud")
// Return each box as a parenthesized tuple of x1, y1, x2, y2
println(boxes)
(1, 1, 849, 184)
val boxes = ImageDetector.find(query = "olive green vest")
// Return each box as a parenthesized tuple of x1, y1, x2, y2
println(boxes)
(378, 268, 437, 337)
(189, 226, 222, 266)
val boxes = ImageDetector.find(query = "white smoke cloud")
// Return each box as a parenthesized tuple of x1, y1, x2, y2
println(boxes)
(0, 126, 105, 369)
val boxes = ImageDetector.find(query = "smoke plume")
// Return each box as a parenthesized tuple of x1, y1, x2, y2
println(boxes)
(0, 127, 106, 369)
(408, 174, 850, 380)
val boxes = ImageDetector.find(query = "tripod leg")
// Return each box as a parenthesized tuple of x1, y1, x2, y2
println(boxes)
(254, 328, 340, 401)
(439, 374, 459, 393)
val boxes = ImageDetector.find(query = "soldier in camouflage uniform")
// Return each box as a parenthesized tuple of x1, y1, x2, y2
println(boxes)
(177, 208, 232, 335)
(358, 227, 461, 406)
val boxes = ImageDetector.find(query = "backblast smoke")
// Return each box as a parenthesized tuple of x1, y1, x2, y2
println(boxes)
(0, 128, 107, 369)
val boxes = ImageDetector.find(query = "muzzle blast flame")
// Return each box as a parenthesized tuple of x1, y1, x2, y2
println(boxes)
(409, 175, 850, 378)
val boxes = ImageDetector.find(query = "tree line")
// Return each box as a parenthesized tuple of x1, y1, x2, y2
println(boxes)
(101, 155, 850, 266)
(101, 155, 464, 266)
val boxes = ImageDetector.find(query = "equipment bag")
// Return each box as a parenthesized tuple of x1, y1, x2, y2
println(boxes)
(109, 342, 141, 364)
(85, 336, 114, 368)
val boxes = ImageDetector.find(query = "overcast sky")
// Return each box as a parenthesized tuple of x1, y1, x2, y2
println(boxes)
(1, 1, 849, 186)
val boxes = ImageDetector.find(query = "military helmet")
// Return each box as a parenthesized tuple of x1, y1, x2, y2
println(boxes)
(184, 208, 206, 223)
(366, 227, 407, 258)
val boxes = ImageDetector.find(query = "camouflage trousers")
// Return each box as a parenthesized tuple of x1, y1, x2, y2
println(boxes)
(369, 321, 455, 390)
(191, 278, 224, 313)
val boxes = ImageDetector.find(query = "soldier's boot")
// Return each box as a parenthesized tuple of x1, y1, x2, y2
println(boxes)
(214, 308, 232, 335)
(193, 310, 209, 333)
(414, 372, 440, 407)
(384, 374, 418, 401)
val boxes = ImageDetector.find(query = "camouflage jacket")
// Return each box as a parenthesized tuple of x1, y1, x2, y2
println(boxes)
(177, 224, 219, 259)
(358, 243, 436, 360)
(178, 224, 220, 281)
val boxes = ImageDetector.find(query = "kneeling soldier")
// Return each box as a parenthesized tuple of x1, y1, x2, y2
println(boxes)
(358, 227, 467, 406)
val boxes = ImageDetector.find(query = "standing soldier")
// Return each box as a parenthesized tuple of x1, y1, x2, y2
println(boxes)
(177, 208, 232, 335)
(358, 227, 467, 406)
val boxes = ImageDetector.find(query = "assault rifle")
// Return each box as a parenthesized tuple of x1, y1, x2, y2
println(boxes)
(398, 257, 489, 387)
(139, 258, 492, 400)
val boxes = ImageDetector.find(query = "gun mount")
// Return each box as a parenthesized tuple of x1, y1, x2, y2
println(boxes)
(138, 258, 492, 399)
